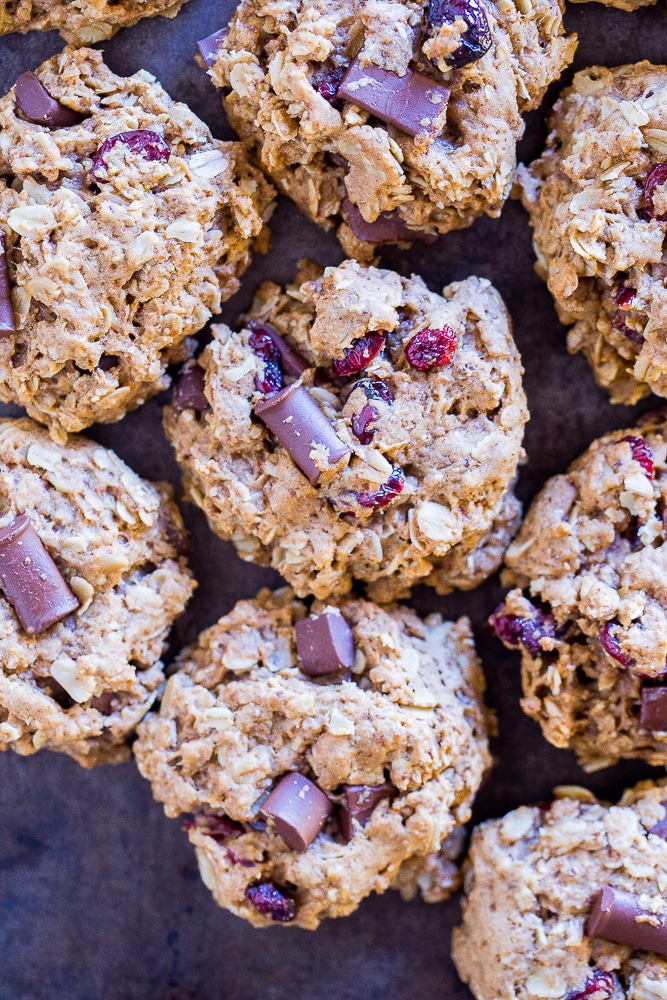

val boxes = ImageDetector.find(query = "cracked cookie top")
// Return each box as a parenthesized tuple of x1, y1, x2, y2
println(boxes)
(165, 258, 527, 601)
(0, 47, 274, 438)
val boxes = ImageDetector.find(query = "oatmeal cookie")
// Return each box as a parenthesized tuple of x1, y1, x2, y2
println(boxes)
(197, 0, 575, 261)
(0, 47, 274, 439)
(0, 417, 195, 767)
(516, 63, 667, 405)
(134, 587, 490, 929)
(453, 782, 667, 1000)
(164, 258, 527, 601)
(0, 0, 189, 44)
(490, 412, 667, 770)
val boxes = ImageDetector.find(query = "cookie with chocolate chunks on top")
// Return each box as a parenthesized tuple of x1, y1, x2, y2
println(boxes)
(134, 587, 490, 929)
(164, 258, 527, 602)
(198, 0, 575, 261)
(453, 781, 667, 1000)
(0, 418, 195, 767)
(0, 47, 274, 439)
(0, 0, 191, 44)
(490, 412, 667, 770)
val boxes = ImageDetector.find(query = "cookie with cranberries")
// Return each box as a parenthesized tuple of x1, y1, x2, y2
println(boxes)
(197, 0, 575, 261)
(164, 258, 527, 601)
(454, 781, 667, 1000)
(490, 413, 667, 769)
(0, 47, 274, 438)
(134, 587, 490, 929)
(0, 0, 190, 44)
(516, 63, 667, 405)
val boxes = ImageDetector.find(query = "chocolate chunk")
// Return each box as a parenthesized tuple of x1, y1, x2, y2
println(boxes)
(649, 802, 667, 841)
(172, 361, 209, 415)
(587, 886, 667, 956)
(15, 72, 83, 128)
(640, 688, 667, 731)
(255, 382, 350, 485)
(339, 782, 397, 842)
(295, 610, 355, 676)
(196, 27, 229, 68)
(260, 773, 333, 851)
(247, 320, 309, 378)
(337, 57, 449, 138)
(342, 198, 438, 245)
(0, 514, 79, 634)
(0, 232, 16, 336)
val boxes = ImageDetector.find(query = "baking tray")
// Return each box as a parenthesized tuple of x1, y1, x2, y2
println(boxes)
(1, 2, 667, 997)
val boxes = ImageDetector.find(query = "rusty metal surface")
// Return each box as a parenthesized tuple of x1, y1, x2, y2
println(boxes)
(1, 3, 666, 997)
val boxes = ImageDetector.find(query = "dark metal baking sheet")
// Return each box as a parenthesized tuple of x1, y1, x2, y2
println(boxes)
(2, 2, 667, 997)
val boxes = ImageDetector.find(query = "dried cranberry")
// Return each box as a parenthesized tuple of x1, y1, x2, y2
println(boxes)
(488, 602, 557, 655)
(182, 813, 243, 842)
(600, 621, 636, 669)
(622, 435, 654, 479)
(427, 0, 492, 68)
(567, 971, 618, 1000)
(352, 404, 379, 445)
(405, 327, 457, 370)
(354, 377, 394, 404)
(249, 329, 284, 395)
(614, 286, 636, 309)
(332, 334, 386, 377)
(314, 62, 345, 104)
(245, 882, 296, 922)
(611, 311, 645, 344)
(644, 163, 667, 221)
(225, 847, 256, 868)
(90, 129, 170, 181)
(356, 468, 405, 510)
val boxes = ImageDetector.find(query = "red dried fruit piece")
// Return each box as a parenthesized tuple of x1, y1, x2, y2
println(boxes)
(567, 971, 619, 1000)
(600, 621, 636, 669)
(355, 377, 394, 404)
(332, 334, 386, 377)
(427, 0, 492, 67)
(314, 62, 345, 104)
(611, 311, 645, 345)
(488, 602, 557, 655)
(245, 882, 296, 922)
(224, 847, 256, 868)
(182, 813, 243, 842)
(622, 435, 654, 479)
(356, 468, 405, 510)
(249, 328, 284, 394)
(351, 404, 379, 445)
(90, 129, 170, 181)
(645, 163, 667, 221)
(405, 327, 457, 370)
(614, 286, 636, 309)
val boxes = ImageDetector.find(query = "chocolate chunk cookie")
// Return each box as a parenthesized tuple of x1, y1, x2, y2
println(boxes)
(0, 47, 274, 439)
(490, 412, 667, 770)
(134, 588, 490, 929)
(453, 782, 667, 1000)
(165, 259, 527, 601)
(0, 0, 189, 44)
(517, 63, 667, 405)
(198, 0, 575, 260)
(0, 418, 195, 767)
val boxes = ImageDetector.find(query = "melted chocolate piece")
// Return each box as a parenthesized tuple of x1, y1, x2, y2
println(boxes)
(587, 886, 667, 956)
(260, 773, 333, 851)
(172, 361, 209, 415)
(254, 382, 350, 485)
(0, 514, 79, 634)
(295, 611, 355, 676)
(640, 687, 667, 731)
(0, 232, 16, 336)
(339, 782, 397, 842)
(337, 57, 450, 138)
(342, 198, 438, 245)
(196, 27, 230, 69)
(15, 72, 83, 128)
